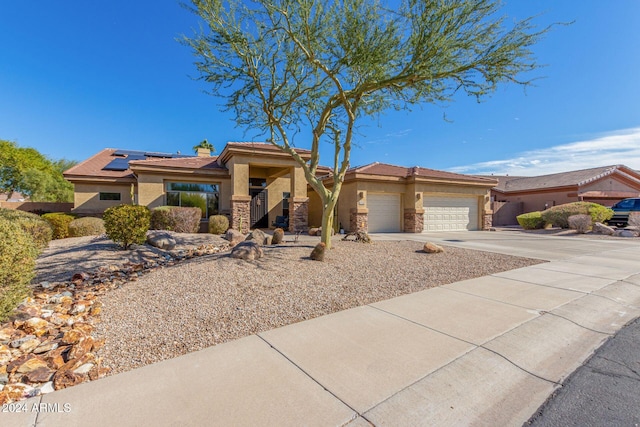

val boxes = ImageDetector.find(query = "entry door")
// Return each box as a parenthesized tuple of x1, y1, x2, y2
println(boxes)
(250, 189, 268, 228)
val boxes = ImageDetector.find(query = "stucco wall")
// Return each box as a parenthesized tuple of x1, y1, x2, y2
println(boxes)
(582, 177, 640, 193)
(493, 190, 576, 214)
(307, 189, 323, 228)
(265, 175, 291, 226)
(72, 183, 133, 214)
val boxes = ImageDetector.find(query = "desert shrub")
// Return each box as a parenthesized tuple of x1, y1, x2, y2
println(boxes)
(170, 207, 201, 233)
(68, 217, 106, 237)
(150, 206, 174, 230)
(151, 206, 201, 233)
(568, 214, 592, 234)
(0, 219, 37, 322)
(588, 205, 614, 224)
(42, 212, 76, 239)
(0, 208, 52, 251)
(272, 227, 285, 244)
(208, 215, 229, 234)
(541, 202, 611, 229)
(103, 205, 151, 249)
(516, 211, 546, 230)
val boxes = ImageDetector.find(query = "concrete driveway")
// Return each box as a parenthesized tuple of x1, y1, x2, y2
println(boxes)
(5, 231, 640, 427)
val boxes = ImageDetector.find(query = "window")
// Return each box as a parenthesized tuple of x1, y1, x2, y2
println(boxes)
(166, 182, 219, 218)
(99, 192, 121, 201)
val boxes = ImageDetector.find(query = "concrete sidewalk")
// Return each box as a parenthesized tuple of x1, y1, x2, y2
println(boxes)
(4, 232, 640, 426)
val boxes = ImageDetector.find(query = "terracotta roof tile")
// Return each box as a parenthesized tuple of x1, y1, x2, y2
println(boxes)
(64, 149, 135, 180)
(129, 156, 227, 170)
(348, 162, 496, 184)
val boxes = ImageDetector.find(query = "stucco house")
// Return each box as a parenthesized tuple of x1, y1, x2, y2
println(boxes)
(491, 165, 640, 225)
(64, 142, 497, 233)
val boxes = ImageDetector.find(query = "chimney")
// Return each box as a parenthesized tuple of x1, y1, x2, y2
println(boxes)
(197, 147, 211, 157)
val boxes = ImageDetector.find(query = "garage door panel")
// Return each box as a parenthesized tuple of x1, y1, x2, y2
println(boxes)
(424, 196, 478, 232)
(368, 193, 402, 233)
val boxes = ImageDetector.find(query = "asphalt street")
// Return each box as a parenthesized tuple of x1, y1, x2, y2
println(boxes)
(527, 316, 640, 426)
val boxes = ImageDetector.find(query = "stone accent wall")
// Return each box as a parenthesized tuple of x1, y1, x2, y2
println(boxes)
(350, 209, 368, 232)
(290, 198, 309, 233)
(231, 198, 251, 234)
(404, 211, 424, 233)
(483, 213, 493, 230)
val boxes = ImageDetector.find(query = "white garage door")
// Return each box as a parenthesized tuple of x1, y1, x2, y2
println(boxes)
(368, 193, 402, 232)
(423, 196, 478, 231)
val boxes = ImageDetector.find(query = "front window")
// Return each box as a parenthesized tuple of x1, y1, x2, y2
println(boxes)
(166, 182, 219, 218)
(100, 192, 121, 201)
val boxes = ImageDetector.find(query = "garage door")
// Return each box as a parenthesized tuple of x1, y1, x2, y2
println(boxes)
(423, 196, 478, 231)
(368, 193, 402, 232)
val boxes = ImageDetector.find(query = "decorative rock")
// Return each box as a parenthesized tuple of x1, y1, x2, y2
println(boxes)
(24, 367, 55, 383)
(264, 236, 273, 245)
(593, 222, 616, 235)
(308, 227, 319, 236)
(19, 338, 41, 354)
(0, 328, 16, 342)
(60, 329, 84, 345)
(146, 231, 177, 250)
(22, 318, 50, 337)
(310, 242, 326, 261)
(224, 228, 245, 247)
(71, 272, 90, 282)
(53, 370, 84, 390)
(615, 229, 638, 238)
(73, 363, 94, 375)
(33, 341, 59, 354)
(68, 336, 94, 360)
(39, 381, 55, 394)
(16, 357, 49, 374)
(40, 281, 53, 290)
(423, 242, 444, 253)
(10, 335, 35, 349)
(272, 228, 285, 244)
(0, 345, 11, 365)
(230, 241, 264, 261)
(245, 229, 267, 246)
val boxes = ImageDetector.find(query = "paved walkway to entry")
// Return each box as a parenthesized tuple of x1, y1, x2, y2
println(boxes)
(5, 231, 640, 426)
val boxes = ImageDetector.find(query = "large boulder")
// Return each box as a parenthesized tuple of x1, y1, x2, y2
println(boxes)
(593, 222, 615, 235)
(423, 242, 444, 253)
(225, 229, 245, 247)
(230, 241, 264, 261)
(146, 231, 176, 250)
(615, 229, 638, 238)
(272, 228, 285, 244)
(245, 229, 267, 245)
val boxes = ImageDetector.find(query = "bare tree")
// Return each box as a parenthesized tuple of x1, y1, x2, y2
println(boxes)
(183, 0, 551, 248)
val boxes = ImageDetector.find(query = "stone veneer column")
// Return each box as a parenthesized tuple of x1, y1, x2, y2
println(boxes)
(483, 212, 493, 230)
(349, 208, 368, 232)
(290, 197, 309, 233)
(231, 195, 251, 234)
(404, 209, 424, 233)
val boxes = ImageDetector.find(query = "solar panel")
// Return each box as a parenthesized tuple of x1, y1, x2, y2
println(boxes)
(103, 158, 131, 171)
(113, 149, 146, 157)
(144, 151, 175, 158)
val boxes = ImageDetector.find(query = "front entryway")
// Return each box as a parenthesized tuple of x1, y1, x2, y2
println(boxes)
(250, 188, 268, 229)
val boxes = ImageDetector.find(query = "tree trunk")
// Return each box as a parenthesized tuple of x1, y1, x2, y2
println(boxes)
(320, 200, 336, 250)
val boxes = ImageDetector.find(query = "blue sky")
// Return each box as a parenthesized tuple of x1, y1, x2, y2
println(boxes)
(1, 1, 639, 176)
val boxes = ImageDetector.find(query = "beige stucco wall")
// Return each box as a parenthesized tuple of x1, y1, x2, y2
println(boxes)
(265, 174, 291, 226)
(336, 181, 358, 232)
(308, 188, 323, 228)
(493, 190, 576, 214)
(581, 177, 639, 193)
(72, 183, 133, 214)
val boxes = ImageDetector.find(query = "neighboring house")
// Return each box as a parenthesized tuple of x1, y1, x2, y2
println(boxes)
(491, 165, 640, 225)
(64, 142, 497, 233)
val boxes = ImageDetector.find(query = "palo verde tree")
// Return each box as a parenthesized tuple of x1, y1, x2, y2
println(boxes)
(184, 0, 550, 248)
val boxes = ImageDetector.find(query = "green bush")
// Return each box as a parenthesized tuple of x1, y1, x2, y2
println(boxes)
(150, 206, 201, 233)
(541, 202, 612, 229)
(588, 204, 614, 223)
(0, 208, 52, 251)
(68, 217, 106, 237)
(0, 219, 37, 322)
(208, 215, 229, 234)
(42, 212, 76, 239)
(516, 211, 546, 230)
(103, 205, 151, 249)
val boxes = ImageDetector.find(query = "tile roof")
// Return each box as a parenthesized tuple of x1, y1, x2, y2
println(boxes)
(64, 149, 136, 180)
(225, 142, 312, 154)
(493, 165, 640, 192)
(129, 156, 226, 171)
(348, 162, 497, 184)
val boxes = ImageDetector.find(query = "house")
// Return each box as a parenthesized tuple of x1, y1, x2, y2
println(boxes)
(64, 142, 498, 233)
(491, 165, 640, 225)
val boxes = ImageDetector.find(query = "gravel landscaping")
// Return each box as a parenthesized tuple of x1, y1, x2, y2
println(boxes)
(88, 237, 543, 375)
